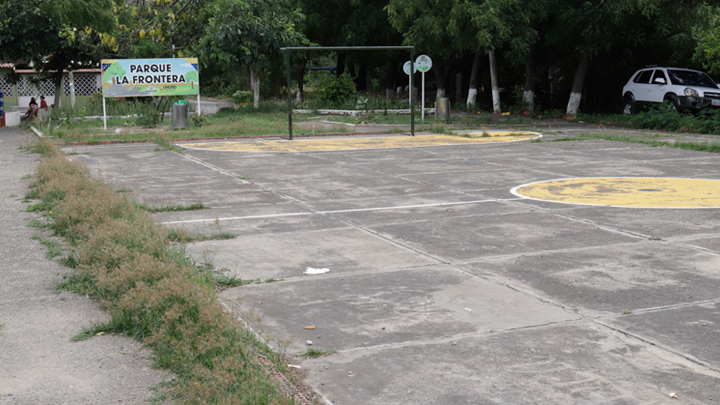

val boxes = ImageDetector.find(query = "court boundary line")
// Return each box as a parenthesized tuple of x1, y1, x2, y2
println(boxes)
(160, 197, 526, 225)
(510, 176, 720, 209)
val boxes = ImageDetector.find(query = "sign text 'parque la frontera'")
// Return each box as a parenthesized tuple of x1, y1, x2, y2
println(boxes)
(101, 58, 199, 98)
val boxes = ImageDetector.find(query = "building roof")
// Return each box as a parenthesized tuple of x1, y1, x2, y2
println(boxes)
(14, 68, 100, 74)
(1, 62, 100, 73)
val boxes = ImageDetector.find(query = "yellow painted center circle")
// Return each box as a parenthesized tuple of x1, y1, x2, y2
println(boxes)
(512, 177, 720, 208)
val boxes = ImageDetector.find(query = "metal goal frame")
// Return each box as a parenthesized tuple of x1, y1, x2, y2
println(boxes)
(280, 46, 415, 140)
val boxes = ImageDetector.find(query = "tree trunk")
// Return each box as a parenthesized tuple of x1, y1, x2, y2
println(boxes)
(53, 72, 63, 109)
(566, 53, 590, 117)
(384, 60, 396, 100)
(296, 57, 307, 102)
(69, 71, 76, 109)
(356, 60, 367, 92)
(434, 68, 446, 99)
(250, 67, 260, 109)
(466, 51, 481, 107)
(336, 53, 346, 77)
(489, 48, 501, 113)
(523, 52, 535, 113)
(159, 97, 170, 123)
(455, 72, 462, 103)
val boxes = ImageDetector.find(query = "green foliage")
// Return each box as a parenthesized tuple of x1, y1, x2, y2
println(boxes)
(693, 7, 720, 75)
(579, 104, 720, 134)
(300, 347, 336, 358)
(318, 73, 356, 103)
(191, 114, 210, 128)
(232, 90, 253, 105)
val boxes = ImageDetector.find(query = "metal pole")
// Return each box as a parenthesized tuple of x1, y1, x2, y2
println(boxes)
(410, 48, 414, 136)
(421, 71, 425, 123)
(286, 50, 293, 140)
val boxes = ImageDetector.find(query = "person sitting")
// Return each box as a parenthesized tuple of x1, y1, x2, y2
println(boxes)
(39, 96, 48, 111)
(26, 97, 38, 121)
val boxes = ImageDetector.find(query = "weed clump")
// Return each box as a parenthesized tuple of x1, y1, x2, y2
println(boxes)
(27, 140, 297, 403)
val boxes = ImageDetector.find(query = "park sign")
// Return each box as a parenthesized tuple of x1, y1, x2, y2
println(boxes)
(101, 58, 199, 98)
(415, 55, 432, 73)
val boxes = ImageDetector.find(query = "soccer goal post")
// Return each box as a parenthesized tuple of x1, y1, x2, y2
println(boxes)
(280, 46, 415, 140)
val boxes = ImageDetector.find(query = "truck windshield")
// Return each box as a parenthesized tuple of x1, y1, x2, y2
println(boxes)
(668, 70, 718, 88)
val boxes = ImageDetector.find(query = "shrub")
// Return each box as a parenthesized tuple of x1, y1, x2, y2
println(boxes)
(318, 72, 356, 103)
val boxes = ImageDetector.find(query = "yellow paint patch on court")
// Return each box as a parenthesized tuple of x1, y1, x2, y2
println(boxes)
(179, 133, 538, 152)
(513, 177, 720, 208)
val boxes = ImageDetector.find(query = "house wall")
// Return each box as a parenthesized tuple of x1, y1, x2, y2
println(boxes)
(0, 70, 18, 108)
(3, 72, 100, 109)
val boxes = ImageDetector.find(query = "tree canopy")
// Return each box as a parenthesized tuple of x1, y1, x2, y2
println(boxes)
(1, 0, 717, 113)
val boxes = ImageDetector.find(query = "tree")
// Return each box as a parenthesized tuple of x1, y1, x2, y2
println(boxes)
(692, 7, 720, 74)
(199, 0, 305, 108)
(0, 0, 115, 108)
(387, 0, 466, 99)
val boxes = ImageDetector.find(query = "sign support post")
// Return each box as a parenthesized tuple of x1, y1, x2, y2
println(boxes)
(403, 57, 417, 136)
(102, 96, 107, 130)
(414, 55, 432, 123)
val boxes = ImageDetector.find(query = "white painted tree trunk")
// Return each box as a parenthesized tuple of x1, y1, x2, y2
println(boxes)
(250, 68, 260, 109)
(436, 88, 446, 99)
(386, 88, 394, 100)
(467, 51, 481, 107)
(489, 48, 501, 113)
(53, 74, 63, 109)
(69, 71, 76, 109)
(466, 88, 478, 106)
(296, 90, 303, 102)
(566, 92, 582, 116)
(523, 90, 534, 112)
(566, 54, 590, 117)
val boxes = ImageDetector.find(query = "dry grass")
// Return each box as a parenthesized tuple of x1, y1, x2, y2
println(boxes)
(26, 138, 300, 404)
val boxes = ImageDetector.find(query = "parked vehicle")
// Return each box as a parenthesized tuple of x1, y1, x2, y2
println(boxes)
(622, 67, 720, 114)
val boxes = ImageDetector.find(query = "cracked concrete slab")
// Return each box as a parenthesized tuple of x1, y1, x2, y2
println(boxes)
(220, 265, 579, 355)
(56, 127, 720, 404)
(465, 242, 720, 314)
(301, 322, 720, 404)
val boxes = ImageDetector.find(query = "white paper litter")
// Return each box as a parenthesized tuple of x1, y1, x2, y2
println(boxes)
(304, 267, 330, 275)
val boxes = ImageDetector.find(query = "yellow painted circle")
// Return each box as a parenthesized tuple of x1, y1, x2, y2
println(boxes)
(179, 133, 539, 152)
(512, 177, 720, 208)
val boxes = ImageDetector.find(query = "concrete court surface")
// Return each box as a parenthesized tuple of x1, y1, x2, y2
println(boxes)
(65, 128, 720, 404)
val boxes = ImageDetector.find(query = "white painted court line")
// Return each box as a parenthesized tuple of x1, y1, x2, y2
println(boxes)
(160, 197, 527, 225)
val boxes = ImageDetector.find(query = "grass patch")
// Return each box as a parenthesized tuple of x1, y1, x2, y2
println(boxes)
(300, 347, 336, 358)
(42, 111, 349, 143)
(539, 133, 720, 154)
(25, 139, 301, 403)
(39, 238, 64, 259)
(139, 202, 209, 213)
(167, 228, 236, 243)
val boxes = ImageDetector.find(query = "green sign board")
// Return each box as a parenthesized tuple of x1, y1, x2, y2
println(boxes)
(101, 58, 199, 98)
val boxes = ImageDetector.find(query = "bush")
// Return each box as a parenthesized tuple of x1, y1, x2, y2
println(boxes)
(318, 72, 356, 103)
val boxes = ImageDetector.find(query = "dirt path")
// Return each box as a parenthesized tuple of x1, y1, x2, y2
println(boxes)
(0, 127, 170, 404)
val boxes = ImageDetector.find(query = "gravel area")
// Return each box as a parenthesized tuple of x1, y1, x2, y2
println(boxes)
(0, 127, 171, 404)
